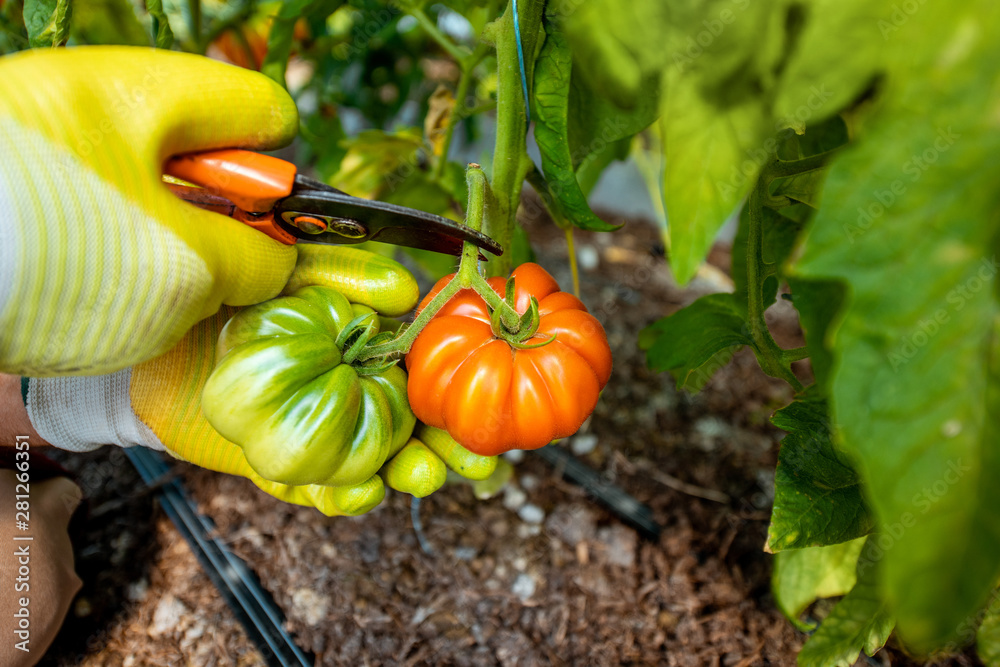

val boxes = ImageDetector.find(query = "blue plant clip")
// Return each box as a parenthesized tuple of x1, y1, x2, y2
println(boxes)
(512, 0, 531, 124)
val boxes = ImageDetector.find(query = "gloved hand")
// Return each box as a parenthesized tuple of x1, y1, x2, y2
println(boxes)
(20, 245, 430, 516)
(0, 46, 301, 376)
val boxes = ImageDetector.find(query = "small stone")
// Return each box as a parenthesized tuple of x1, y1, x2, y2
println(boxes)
(518, 503, 545, 525)
(126, 579, 149, 602)
(571, 434, 599, 456)
(503, 449, 525, 464)
(511, 573, 536, 601)
(516, 524, 541, 538)
(148, 594, 187, 638)
(596, 525, 637, 568)
(519, 474, 539, 492)
(454, 546, 477, 562)
(544, 504, 597, 546)
(578, 244, 600, 271)
(503, 486, 527, 512)
(291, 588, 331, 626)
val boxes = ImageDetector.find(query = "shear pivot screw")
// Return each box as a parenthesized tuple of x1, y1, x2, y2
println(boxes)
(293, 216, 328, 235)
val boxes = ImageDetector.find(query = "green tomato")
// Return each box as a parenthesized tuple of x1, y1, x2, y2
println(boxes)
(202, 285, 416, 487)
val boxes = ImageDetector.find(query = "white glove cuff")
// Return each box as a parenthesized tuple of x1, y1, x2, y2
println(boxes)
(26, 369, 165, 453)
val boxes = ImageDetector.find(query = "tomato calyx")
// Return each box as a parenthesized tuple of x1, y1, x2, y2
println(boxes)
(487, 276, 558, 349)
(335, 313, 401, 374)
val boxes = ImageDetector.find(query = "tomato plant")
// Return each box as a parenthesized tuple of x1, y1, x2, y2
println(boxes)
(9, 0, 1000, 662)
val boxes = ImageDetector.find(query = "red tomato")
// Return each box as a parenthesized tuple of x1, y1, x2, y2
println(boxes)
(405, 263, 612, 456)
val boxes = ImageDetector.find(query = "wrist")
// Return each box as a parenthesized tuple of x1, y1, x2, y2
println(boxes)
(0, 374, 47, 446)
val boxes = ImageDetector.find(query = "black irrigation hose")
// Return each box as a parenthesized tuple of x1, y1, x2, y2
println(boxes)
(531, 445, 663, 541)
(125, 447, 313, 667)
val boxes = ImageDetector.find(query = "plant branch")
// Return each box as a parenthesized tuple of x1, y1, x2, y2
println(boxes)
(768, 149, 838, 179)
(485, 0, 545, 277)
(188, 0, 203, 53)
(409, 5, 470, 63)
(747, 171, 805, 392)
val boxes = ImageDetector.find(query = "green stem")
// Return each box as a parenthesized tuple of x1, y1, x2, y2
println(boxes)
(769, 149, 838, 179)
(355, 164, 519, 361)
(188, 0, 203, 53)
(432, 47, 488, 182)
(781, 347, 810, 363)
(565, 227, 580, 299)
(409, 6, 470, 63)
(747, 171, 804, 392)
(485, 0, 545, 277)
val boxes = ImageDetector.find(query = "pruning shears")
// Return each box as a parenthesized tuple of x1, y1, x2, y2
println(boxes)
(164, 149, 502, 257)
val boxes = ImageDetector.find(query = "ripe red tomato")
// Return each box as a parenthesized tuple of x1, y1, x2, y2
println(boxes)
(405, 263, 612, 456)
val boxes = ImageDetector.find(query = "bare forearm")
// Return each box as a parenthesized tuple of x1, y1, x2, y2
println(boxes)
(0, 374, 47, 446)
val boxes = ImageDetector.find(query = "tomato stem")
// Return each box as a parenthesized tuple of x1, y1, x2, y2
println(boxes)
(746, 160, 808, 392)
(354, 165, 525, 361)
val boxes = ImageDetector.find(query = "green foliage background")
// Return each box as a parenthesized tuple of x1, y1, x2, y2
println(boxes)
(5, 0, 1000, 663)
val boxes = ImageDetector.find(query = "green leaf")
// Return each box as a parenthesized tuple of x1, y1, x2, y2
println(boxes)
(567, 64, 659, 172)
(23, 0, 71, 47)
(786, 278, 844, 391)
(639, 293, 751, 391)
(262, 0, 344, 87)
(144, 0, 172, 48)
(70, 0, 147, 46)
(791, 4, 1000, 650)
(532, 27, 620, 233)
(329, 128, 424, 201)
(261, 16, 295, 87)
(767, 396, 874, 552)
(772, 537, 867, 630)
(660, 65, 769, 285)
(773, 0, 890, 127)
(772, 168, 828, 209)
(977, 596, 1000, 666)
(798, 544, 895, 667)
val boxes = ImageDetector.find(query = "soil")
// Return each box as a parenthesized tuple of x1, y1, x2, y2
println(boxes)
(38, 210, 977, 666)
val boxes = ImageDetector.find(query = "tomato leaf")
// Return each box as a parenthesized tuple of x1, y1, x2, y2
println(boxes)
(145, 0, 173, 49)
(767, 397, 874, 552)
(772, 168, 829, 209)
(772, 537, 866, 631)
(660, 65, 769, 285)
(532, 27, 620, 232)
(791, 4, 1000, 648)
(797, 545, 895, 667)
(71, 0, 148, 46)
(567, 64, 659, 172)
(786, 278, 844, 391)
(638, 293, 750, 391)
(23, 0, 71, 47)
(977, 599, 1000, 666)
(261, 16, 295, 87)
(773, 0, 889, 127)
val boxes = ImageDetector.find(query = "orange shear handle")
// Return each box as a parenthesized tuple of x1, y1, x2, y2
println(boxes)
(164, 149, 298, 245)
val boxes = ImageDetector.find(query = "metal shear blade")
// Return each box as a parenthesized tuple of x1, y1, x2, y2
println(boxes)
(278, 175, 502, 257)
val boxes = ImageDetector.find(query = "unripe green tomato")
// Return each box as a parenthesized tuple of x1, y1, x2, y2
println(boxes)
(202, 285, 416, 487)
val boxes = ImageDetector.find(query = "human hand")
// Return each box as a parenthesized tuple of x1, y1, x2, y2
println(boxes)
(0, 46, 301, 376)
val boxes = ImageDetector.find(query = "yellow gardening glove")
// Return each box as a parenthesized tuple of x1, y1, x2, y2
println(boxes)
(0, 46, 299, 377)
(22, 245, 423, 516)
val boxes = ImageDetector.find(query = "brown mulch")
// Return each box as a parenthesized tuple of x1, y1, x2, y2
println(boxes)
(40, 211, 973, 666)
